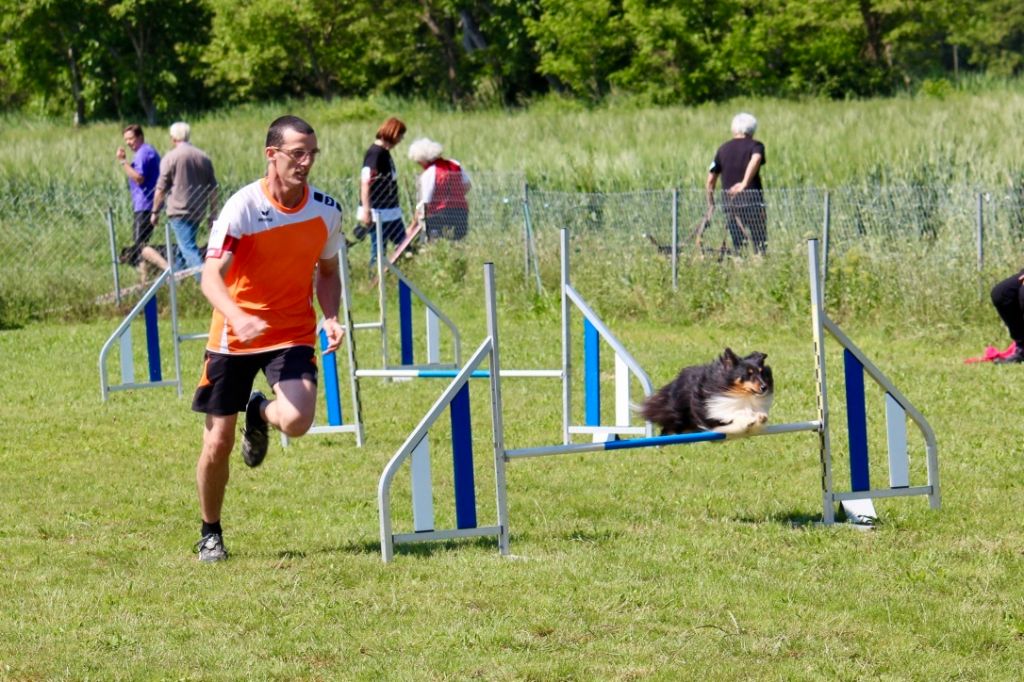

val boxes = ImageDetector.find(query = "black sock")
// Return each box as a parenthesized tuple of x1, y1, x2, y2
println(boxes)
(201, 520, 222, 537)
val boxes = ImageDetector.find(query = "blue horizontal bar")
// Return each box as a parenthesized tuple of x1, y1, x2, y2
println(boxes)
(604, 431, 727, 450)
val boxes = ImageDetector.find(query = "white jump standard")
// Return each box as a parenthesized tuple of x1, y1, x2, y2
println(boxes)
(377, 235, 940, 562)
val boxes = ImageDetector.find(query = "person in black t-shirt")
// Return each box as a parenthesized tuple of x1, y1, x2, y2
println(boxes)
(358, 117, 407, 273)
(706, 113, 767, 255)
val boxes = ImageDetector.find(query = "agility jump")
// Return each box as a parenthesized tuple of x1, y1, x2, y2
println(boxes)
(99, 222, 206, 401)
(376, 235, 940, 562)
(301, 223, 653, 447)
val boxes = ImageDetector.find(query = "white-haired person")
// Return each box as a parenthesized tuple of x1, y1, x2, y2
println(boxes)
(705, 112, 767, 255)
(408, 137, 472, 241)
(151, 121, 219, 275)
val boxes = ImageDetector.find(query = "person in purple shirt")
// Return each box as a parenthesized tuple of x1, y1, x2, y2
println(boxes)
(116, 124, 166, 281)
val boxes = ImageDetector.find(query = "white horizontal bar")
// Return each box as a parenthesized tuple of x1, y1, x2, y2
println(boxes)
(306, 425, 361, 436)
(108, 380, 179, 392)
(392, 525, 502, 545)
(569, 425, 647, 435)
(832, 486, 932, 501)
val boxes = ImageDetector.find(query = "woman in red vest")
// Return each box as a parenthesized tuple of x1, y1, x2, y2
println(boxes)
(408, 137, 472, 241)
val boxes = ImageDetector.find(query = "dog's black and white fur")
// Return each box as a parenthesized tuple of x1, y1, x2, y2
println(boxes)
(639, 348, 773, 436)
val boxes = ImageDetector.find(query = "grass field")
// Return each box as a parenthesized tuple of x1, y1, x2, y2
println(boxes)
(3, 84, 1024, 678)
(2, 243, 1023, 679)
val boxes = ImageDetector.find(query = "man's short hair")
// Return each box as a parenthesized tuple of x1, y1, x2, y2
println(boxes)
(376, 117, 407, 146)
(169, 121, 191, 143)
(123, 124, 144, 139)
(266, 115, 315, 148)
(408, 138, 443, 164)
(731, 113, 758, 136)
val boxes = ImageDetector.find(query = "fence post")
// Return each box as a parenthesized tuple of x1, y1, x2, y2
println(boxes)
(822, 191, 831, 292)
(521, 181, 543, 295)
(522, 182, 530, 286)
(977, 192, 985, 301)
(671, 188, 679, 291)
(105, 206, 122, 306)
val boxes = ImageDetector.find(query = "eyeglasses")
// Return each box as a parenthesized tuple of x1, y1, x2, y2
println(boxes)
(274, 147, 320, 163)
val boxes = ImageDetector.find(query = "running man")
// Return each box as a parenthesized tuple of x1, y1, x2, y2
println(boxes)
(191, 115, 344, 562)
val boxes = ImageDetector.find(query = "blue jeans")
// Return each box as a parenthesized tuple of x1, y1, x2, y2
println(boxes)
(169, 217, 204, 275)
(368, 218, 406, 271)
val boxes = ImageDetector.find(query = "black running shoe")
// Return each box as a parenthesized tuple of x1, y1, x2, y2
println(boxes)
(196, 533, 228, 562)
(241, 390, 269, 467)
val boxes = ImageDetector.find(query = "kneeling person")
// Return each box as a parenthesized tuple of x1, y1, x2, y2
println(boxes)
(191, 115, 344, 562)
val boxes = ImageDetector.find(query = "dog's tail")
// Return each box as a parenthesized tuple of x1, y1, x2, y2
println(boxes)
(634, 390, 670, 424)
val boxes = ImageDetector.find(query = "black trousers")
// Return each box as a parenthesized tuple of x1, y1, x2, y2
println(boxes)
(991, 270, 1024, 343)
(425, 208, 469, 241)
(722, 192, 767, 255)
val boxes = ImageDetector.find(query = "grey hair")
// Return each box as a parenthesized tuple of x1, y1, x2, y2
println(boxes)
(731, 113, 757, 136)
(408, 137, 443, 164)
(169, 121, 191, 142)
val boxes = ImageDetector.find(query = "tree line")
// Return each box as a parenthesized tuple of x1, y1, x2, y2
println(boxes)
(2, 0, 1022, 126)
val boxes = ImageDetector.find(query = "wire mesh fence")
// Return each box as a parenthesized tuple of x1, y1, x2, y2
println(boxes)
(2, 175, 1023, 324)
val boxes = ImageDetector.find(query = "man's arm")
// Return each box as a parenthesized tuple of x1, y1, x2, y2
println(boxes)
(315, 254, 344, 353)
(150, 188, 165, 225)
(116, 151, 144, 185)
(727, 153, 763, 195)
(705, 171, 718, 208)
(151, 159, 172, 224)
(359, 177, 372, 226)
(200, 253, 267, 344)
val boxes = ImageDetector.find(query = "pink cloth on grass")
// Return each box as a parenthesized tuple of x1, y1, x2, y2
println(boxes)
(965, 341, 1017, 364)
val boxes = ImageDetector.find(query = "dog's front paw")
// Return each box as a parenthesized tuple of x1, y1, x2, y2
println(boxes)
(740, 412, 769, 434)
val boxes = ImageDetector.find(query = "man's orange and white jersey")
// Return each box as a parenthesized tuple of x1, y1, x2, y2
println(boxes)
(204, 178, 343, 354)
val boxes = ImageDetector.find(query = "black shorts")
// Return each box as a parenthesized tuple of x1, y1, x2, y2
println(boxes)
(192, 346, 318, 416)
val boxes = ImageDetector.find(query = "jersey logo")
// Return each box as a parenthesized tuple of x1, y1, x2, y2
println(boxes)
(257, 206, 274, 223)
(313, 191, 343, 213)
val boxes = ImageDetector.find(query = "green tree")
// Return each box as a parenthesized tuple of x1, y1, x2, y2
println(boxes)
(947, 0, 1024, 76)
(610, 0, 735, 104)
(202, 0, 432, 102)
(526, 0, 631, 100)
(105, 0, 214, 123)
(458, 0, 546, 105)
(0, 0, 212, 124)
(0, 0, 110, 124)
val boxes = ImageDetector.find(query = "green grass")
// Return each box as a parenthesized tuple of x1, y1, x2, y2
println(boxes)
(4, 81, 1024, 191)
(3, 84, 1024, 677)
(5, 86, 1024, 328)
(2, 253, 1023, 679)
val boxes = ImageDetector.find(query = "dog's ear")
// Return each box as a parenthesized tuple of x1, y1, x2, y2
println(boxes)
(748, 351, 767, 366)
(721, 347, 739, 367)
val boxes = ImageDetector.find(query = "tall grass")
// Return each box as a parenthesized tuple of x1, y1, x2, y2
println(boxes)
(3, 84, 1023, 332)
(3, 81, 1024, 191)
